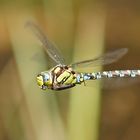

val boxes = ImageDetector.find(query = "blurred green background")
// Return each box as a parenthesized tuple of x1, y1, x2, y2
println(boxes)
(0, 0, 140, 140)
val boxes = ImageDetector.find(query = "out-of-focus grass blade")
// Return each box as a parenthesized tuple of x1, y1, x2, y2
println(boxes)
(6, 13, 65, 140)
(68, 7, 106, 140)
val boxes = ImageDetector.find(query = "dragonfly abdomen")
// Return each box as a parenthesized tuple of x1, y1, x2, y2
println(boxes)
(82, 70, 140, 81)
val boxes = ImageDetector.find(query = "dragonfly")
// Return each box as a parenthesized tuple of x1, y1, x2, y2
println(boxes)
(26, 21, 140, 91)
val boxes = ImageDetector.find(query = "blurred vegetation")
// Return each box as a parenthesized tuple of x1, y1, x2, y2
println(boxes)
(0, 0, 140, 140)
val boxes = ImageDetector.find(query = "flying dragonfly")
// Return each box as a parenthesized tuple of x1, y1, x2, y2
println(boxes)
(26, 21, 140, 91)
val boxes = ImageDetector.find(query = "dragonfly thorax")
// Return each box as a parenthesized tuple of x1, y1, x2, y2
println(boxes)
(37, 65, 79, 90)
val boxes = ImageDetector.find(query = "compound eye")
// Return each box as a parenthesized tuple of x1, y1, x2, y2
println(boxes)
(43, 73, 50, 81)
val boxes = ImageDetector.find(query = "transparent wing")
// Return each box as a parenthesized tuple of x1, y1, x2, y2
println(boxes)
(70, 48, 128, 69)
(25, 21, 65, 65)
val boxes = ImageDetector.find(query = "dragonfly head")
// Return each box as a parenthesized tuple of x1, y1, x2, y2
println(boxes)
(36, 72, 52, 90)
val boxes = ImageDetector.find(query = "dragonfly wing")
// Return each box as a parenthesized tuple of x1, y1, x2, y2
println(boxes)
(25, 21, 65, 65)
(70, 48, 128, 68)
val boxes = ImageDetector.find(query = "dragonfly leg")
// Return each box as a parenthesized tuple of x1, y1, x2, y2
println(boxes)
(83, 81, 86, 86)
(52, 84, 75, 90)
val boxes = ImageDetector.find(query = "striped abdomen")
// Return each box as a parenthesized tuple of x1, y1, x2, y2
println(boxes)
(80, 70, 140, 81)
